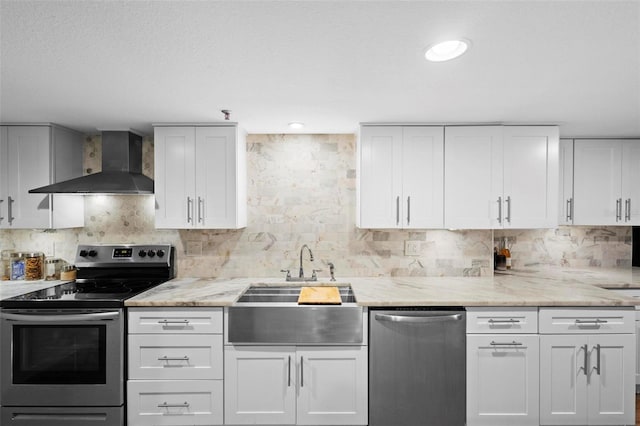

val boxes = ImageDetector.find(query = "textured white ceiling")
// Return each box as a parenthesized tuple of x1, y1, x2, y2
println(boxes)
(1, 0, 639, 137)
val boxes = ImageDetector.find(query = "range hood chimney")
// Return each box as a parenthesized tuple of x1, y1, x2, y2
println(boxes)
(29, 131, 154, 194)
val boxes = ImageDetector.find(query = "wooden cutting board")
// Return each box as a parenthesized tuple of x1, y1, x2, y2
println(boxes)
(298, 286, 342, 305)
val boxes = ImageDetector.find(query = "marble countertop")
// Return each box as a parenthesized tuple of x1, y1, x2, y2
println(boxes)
(125, 270, 640, 307)
(1, 279, 67, 300)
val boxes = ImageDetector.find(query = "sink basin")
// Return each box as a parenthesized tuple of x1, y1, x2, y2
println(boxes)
(236, 285, 356, 304)
(228, 285, 363, 344)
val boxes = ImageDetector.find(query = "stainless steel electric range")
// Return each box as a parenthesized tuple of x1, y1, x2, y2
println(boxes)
(1, 243, 176, 426)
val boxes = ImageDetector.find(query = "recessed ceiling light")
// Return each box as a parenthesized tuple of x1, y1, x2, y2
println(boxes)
(288, 122, 305, 130)
(425, 39, 470, 62)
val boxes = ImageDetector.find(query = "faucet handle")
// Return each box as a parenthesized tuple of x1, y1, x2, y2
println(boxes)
(328, 262, 336, 281)
(280, 269, 291, 280)
(311, 269, 323, 280)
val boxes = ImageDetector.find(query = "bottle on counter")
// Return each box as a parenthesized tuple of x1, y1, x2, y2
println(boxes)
(60, 264, 77, 281)
(45, 258, 66, 280)
(25, 252, 45, 280)
(1, 250, 14, 280)
(501, 237, 512, 270)
(10, 252, 25, 280)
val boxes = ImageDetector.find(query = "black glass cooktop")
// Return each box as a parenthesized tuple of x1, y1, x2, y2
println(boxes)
(2, 279, 165, 308)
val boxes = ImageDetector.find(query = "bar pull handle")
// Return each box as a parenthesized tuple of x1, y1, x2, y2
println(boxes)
(594, 344, 601, 375)
(490, 341, 523, 346)
(575, 318, 607, 325)
(158, 402, 190, 408)
(7, 196, 14, 224)
(488, 318, 520, 324)
(505, 195, 511, 224)
(158, 319, 190, 325)
(198, 196, 204, 224)
(300, 356, 304, 387)
(158, 355, 190, 362)
(496, 196, 502, 223)
(407, 196, 411, 225)
(582, 344, 588, 376)
(566, 198, 573, 221)
(396, 196, 400, 226)
(616, 198, 622, 222)
(0, 198, 4, 222)
(626, 198, 631, 221)
(287, 355, 292, 387)
(186, 197, 193, 224)
(375, 313, 463, 323)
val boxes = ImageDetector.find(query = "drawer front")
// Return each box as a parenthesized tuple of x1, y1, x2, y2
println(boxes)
(129, 334, 223, 380)
(466, 308, 538, 334)
(539, 308, 635, 334)
(127, 380, 223, 425)
(128, 308, 222, 334)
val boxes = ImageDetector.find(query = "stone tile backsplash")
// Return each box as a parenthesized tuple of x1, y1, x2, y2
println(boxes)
(0, 133, 632, 278)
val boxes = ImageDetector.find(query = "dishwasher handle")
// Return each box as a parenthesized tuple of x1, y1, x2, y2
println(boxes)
(375, 313, 463, 324)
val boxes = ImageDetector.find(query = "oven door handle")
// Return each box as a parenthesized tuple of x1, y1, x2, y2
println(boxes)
(1, 311, 120, 322)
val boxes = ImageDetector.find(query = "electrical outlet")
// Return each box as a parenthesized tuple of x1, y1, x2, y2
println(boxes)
(185, 241, 203, 256)
(404, 241, 421, 256)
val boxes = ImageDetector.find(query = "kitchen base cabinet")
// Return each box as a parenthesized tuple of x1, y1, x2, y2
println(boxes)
(224, 345, 368, 425)
(466, 308, 539, 426)
(127, 308, 224, 426)
(539, 308, 636, 426)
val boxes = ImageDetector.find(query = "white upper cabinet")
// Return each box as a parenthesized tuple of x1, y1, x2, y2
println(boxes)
(573, 139, 640, 225)
(0, 124, 84, 229)
(153, 125, 247, 229)
(444, 126, 559, 229)
(558, 139, 574, 225)
(357, 125, 444, 229)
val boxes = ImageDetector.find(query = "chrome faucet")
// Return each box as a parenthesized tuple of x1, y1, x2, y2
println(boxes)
(299, 244, 314, 279)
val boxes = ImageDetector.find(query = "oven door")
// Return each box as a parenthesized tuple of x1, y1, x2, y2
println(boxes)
(1, 309, 123, 407)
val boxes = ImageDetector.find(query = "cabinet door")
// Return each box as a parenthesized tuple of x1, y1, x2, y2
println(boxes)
(539, 335, 588, 425)
(5, 126, 52, 228)
(297, 347, 368, 425)
(0, 126, 7, 227)
(401, 126, 444, 229)
(559, 139, 574, 225)
(224, 346, 296, 425)
(195, 126, 241, 228)
(358, 126, 402, 228)
(466, 335, 539, 426)
(502, 126, 559, 228)
(444, 126, 503, 229)
(154, 127, 196, 228)
(587, 334, 635, 425)
(573, 139, 622, 225)
(621, 139, 640, 224)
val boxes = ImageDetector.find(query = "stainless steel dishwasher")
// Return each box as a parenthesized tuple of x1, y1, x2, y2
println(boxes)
(369, 308, 466, 426)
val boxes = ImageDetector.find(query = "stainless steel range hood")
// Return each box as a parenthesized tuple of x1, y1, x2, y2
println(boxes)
(29, 131, 154, 194)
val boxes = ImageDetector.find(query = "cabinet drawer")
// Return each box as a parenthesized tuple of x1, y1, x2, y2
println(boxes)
(128, 308, 222, 334)
(129, 334, 223, 380)
(128, 380, 223, 425)
(467, 308, 538, 334)
(539, 308, 635, 334)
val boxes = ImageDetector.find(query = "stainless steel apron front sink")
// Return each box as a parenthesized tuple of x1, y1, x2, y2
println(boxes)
(227, 285, 363, 344)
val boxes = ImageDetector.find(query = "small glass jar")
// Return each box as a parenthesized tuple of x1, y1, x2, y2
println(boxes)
(45, 258, 66, 280)
(60, 264, 77, 281)
(25, 252, 45, 280)
(1, 250, 14, 280)
(10, 252, 25, 280)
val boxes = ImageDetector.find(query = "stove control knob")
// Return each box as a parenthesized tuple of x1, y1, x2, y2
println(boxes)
(138, 250, 147, 258)
(147, 250, 156, 258)
(157, 249, 165, 258)
(79, 249, 88, 257)
(88, 250, 98, 257)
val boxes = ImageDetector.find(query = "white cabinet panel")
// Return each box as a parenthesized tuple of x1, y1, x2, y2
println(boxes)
(559, 139, 574, 225)
(539, 308, 635, 334)
(621, 140, 640, 224)
(467, 335, 539, 426)
(127, 379, 223, 426)
(297, 347, 368, 425)
(224, 346, 296, 425)
(128, 307, 223, 334)
(444, 126, 501, 229)
(466, 307, 538, 334)
(358, 125, 443, 229)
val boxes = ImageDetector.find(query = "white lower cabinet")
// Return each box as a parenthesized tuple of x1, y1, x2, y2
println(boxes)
(224, 345, 368, 425)
(466, 308, 539, 426)
(128, 308, 224, 425)
(539, 308, 636, 426)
